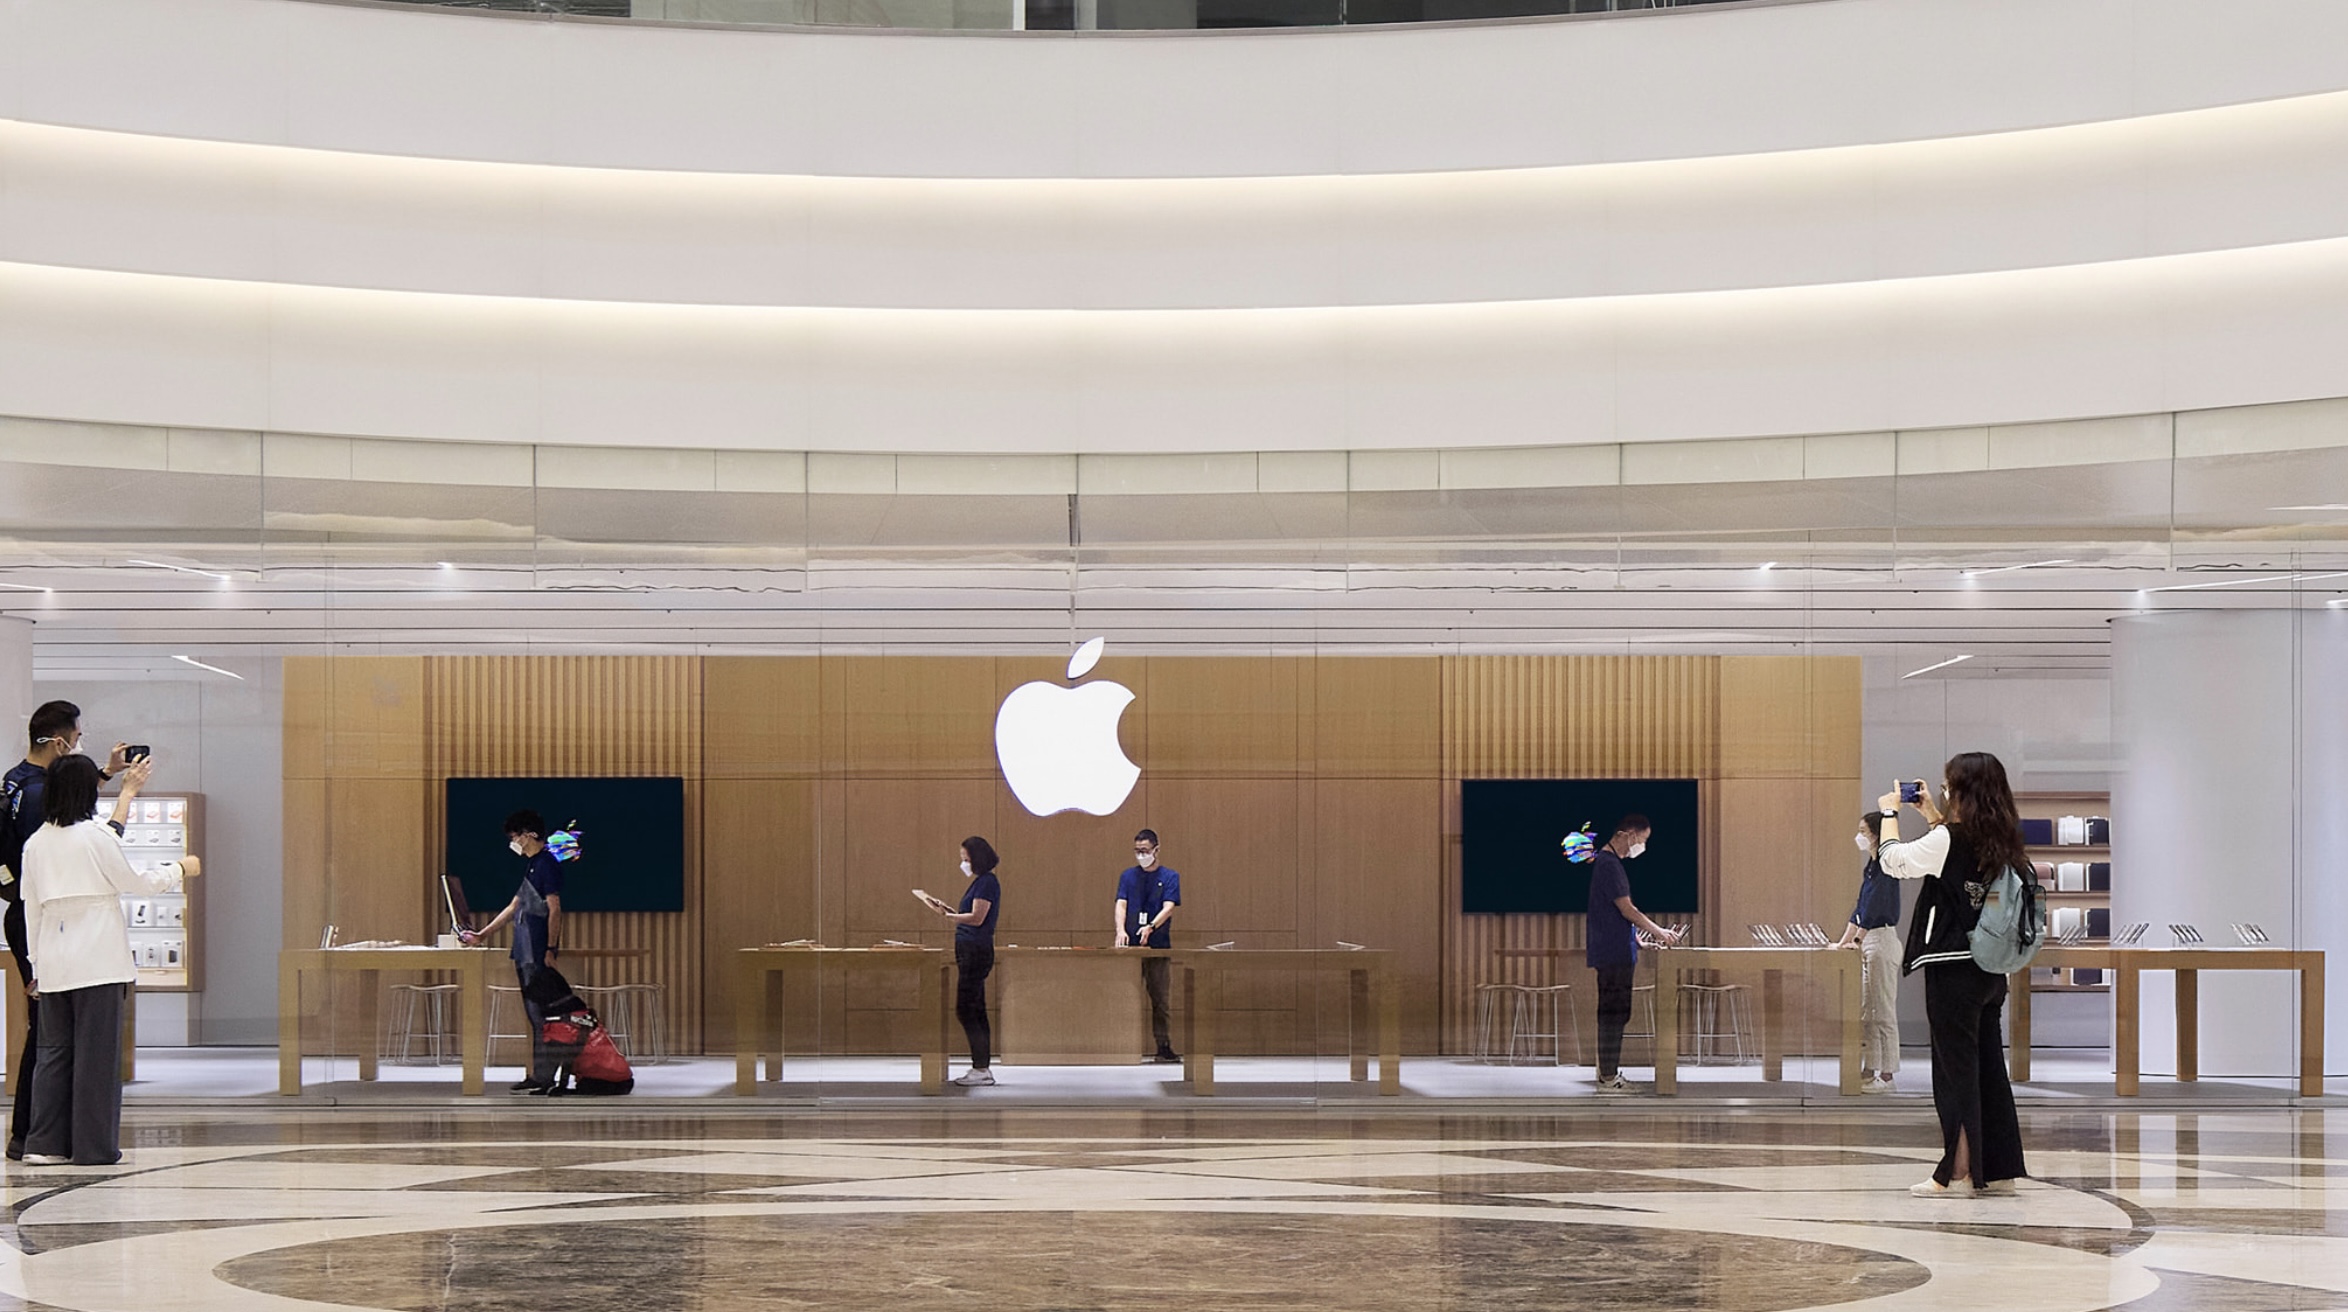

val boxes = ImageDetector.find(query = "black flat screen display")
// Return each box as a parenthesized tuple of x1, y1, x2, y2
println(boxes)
(1461, 778, 1700, 915)
(445, 776, 685, 915)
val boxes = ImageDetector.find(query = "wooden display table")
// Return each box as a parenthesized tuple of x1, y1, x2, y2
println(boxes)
(1490, 945, 1864, 1096)
(1179, 948, 1400, 1096)
(2009, 946, 2325, 1096)
(734, 946, 953, 1095)
(995, 947, 1151, 1065)
(278, 946, 496, 1095)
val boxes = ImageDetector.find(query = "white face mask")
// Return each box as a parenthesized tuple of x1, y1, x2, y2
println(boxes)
(960, 860, 974, 878)
(1137, 851, 1157, 870)
(509, 840, 525, 856)
(1855, 832, 1875, 855)
(1625, 842, 1647, 860)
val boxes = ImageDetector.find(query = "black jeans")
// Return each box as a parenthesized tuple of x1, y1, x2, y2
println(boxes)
(1141, 956, 1173, 1054)
(955, 941, 995, 1070)
(1594, 964, 1636, 1079)
(516, 960, 553, 1083)
(1923, 961, 2028, 1187)
(5, 907, 33, 1149)
(26, 982, 126, 1166)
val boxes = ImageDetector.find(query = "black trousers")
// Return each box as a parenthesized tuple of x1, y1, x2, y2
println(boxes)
(9, 1005, 37, 1150)
(516, 960, 553, 1083)
(1594, 964, 1636, 1079)
(955, 941, 995, 1069)
(26, 982, 126, 1166)
(1141, 956, 1173, 1054)
(1923, 961, 2028, 1187)
(5, 907, 33, 1148)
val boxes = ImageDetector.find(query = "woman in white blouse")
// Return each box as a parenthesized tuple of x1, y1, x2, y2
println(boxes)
(18, 752, 167, 1166)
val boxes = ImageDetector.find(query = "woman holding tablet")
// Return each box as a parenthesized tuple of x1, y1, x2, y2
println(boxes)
(923, 837, 1001, 1087)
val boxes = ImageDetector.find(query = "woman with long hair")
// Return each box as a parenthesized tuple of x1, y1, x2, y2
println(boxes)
(18, 752, 166, 1166)
(924, 836, 1001, 1087)
(1876, 751, 2031, 1197)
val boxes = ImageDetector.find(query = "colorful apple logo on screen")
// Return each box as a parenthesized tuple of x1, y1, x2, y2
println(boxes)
(1560, 823, 1596, 865)
(995, 637, 1140, 817)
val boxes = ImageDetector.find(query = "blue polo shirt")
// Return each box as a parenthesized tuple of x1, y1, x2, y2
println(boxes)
(1586, 849, 1637, 969)
(957, 871, 1001, 946)
(1115, 864, 1181, 948)
(512, 848, 562, 965)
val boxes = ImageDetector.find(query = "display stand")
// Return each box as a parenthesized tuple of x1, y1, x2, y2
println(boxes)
(2016, 790, 2109, 992)
(120, 793, 203, 992)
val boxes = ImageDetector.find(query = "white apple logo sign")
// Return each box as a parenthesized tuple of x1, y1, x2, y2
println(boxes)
(995, 637, 1140, 817)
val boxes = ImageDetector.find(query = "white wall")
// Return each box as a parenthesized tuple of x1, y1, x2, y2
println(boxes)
(2112, 610, 2348, 1078)
(33, 666, 284, 1046)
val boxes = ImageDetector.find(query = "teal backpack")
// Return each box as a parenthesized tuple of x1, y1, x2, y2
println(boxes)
(1970, 864, 2048, 975)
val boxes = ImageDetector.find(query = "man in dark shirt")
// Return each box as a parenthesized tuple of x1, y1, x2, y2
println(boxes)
(0, 701, 129, 1157)
(1587, 812, 1682, 1093)
(459, 810, 565, 1093)
(1114, 828, 1182, 1064)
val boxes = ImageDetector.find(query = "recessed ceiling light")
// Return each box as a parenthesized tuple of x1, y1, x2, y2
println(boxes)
(0, 583, 52, 594)
(1902, 654, 1974, 678)
(2272, 504, 2348, 512)
(2147, 570, 2348, 593)
(127, 558, 232, 583)
(1960, 559, 2074, 579)
(170, 655, 244, 680)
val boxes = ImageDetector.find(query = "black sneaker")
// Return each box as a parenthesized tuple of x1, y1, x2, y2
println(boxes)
(5, 1140, 22, 1162)
(508, 1078, 546, 1094)
(1151, 1050, 1182, 1064)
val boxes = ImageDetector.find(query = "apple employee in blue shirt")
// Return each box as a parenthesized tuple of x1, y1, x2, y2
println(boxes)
(459, 810, 564, 1094)
(1588, 813, 1681, 1094)
(1114, 829, 1181, 1063)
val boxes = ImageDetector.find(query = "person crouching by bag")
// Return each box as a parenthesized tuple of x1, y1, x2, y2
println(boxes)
(521, 965, 634, 1096)
(1875, 752, 2031, 1199)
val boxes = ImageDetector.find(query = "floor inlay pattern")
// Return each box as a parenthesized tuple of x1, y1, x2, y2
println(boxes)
(0, 1108, 2341, 1311)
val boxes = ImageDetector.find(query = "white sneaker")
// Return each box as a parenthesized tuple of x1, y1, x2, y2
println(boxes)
(950, 1068, 996, 1087)
(1977, 1178, 2019, 1196)
(1862, 1076, 1896, 1095)
(18, 1154, 70, 1166)
(1591, 1074, 1638, 1094)
(1910, 1178, 1976, 1198)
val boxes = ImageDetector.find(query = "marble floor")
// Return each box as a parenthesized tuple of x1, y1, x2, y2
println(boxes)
(1, 1104, 2344, 1310)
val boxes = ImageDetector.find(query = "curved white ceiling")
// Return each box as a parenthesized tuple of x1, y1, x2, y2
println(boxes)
(4, 0, 2348, 178)
(7, 91, 2348, 310)
(4, 0, 2348, 453)
(7, 239, 2348, 453)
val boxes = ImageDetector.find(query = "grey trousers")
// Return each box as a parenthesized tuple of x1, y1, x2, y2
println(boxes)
(26, 982, 126, 1166)
(1858, 925, 1903, 1075)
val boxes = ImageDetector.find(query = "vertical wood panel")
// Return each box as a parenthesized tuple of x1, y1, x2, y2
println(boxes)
(424, 656, 705, 1053)
(1439, 656, 1723, 1053)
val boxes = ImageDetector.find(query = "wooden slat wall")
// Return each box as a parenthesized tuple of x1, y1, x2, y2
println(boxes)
(1439, 656, 1724, 1052)
(425, 656, 705, 1052)
(1436, 654, 1862, 1054)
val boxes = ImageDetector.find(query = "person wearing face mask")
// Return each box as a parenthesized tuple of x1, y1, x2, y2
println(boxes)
(924, 836, 1001, 1087)
(0, 702, 130, 1160)
(1113, 828, 1182, 1064)
(458, 810, 564, 1093)
(1587, 813, 1682, 1094)
(1833, 813, 1904, 1093)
